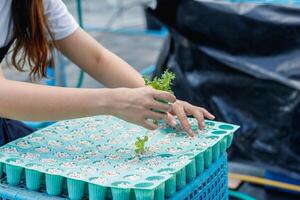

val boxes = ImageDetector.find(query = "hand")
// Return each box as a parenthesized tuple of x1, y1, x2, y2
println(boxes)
(167, 100, 215, 137)
(109, 87, 176, 130)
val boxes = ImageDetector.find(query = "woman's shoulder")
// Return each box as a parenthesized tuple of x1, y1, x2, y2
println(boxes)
(43, 0, 66, 15)
(42, 0, 79, 41)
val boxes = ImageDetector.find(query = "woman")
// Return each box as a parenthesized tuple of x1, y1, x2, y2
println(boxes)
(0, 0, 214, 145)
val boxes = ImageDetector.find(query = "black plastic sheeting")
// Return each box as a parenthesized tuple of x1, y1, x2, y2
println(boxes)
(148, 0, 300, 177)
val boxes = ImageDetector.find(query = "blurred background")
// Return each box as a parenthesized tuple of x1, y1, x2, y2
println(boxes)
(2, 0, 300, 200)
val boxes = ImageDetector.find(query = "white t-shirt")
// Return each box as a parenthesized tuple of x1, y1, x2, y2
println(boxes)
(0, 0, 79, 48)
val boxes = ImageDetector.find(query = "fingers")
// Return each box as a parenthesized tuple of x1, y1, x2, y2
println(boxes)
(172, 101, 215, 135)
(166, 112, 177, 127)
(199, 107, 215, 120)
(142, 119, 158, 130)
(151, 101, 172, 113)
(187, 106, 216, 131)
(173, 106, 194, 137)
(147, 111, 167, 121)
(141, 110, 168, 130)
(187, 107, 205, 130)
(153, 91, 176, 103)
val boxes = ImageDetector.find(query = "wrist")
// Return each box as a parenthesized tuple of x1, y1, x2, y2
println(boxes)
(100, 88, 125, 116)
(92, 88, 114, 116)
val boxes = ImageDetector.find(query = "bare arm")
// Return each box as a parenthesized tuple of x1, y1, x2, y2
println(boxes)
(0, 28, 145, 122)
(56, 28, 145, 88)
(0, 69, 111, 121)
(0, 67, 174, 129)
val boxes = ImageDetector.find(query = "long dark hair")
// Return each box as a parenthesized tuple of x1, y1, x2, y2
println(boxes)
(11, 0, 53, 78)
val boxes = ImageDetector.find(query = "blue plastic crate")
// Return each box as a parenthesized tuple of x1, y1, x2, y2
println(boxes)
(170, 153, 228, 200)
(0, 155, 228, 200)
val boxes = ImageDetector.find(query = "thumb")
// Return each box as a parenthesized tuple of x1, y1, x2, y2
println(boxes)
(166, 113, 177, 127)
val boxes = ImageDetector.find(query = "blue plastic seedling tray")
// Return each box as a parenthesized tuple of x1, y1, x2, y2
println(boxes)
(0, 154, 228, 200)
(0, 116, 238, 200)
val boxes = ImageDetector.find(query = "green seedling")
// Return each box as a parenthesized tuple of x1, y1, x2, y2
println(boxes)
(135, 136, 149, 155)
(144, 69, 176, 114)
(144, 69, 176, 94)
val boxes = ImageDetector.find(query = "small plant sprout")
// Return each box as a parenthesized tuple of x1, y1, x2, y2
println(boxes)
(135, 136, 149, 155)
(144, 69, 176, 94)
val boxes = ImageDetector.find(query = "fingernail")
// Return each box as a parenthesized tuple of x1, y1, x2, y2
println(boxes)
(201, 121, 205, 127)
(171, 120, 177, 126)
(198, 123, 204, 130)
(188, 129, 194, 137)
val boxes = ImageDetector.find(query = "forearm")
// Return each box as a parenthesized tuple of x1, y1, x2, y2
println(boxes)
(0, 79, 112, 121)
(57, 28, 145, 88)
(87, 46, 145, 88)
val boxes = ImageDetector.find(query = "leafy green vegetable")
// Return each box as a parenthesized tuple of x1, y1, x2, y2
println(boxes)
(144, 69, 176, 93)
(135, 136, 149, 155)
